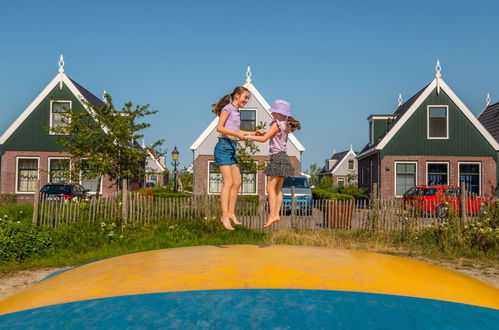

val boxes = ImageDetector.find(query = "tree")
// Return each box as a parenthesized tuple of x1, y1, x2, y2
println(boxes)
(51, 94, 163, 204)
(305, 163, 321, 186)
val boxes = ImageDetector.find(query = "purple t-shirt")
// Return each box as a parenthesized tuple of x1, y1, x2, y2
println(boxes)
(269, 119, 288, 155)
(221, 103, 240, 132)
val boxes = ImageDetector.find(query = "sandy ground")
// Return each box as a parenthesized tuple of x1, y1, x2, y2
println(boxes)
(0, 260, 497, 301)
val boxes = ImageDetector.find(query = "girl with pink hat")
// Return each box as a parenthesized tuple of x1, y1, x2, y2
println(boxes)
(211, 86, 262, 230)
(247, 100, 301, 228)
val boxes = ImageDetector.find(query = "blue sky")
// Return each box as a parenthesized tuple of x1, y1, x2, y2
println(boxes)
(1, 0, 498, 171)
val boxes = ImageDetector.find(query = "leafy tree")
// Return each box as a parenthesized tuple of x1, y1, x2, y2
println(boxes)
(50, 94, 164, 197)
(305, 163, 321, 186)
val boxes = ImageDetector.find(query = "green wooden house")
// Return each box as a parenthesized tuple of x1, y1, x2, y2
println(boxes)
(357, 61, 499, 199)
(0, 56, 118, 201)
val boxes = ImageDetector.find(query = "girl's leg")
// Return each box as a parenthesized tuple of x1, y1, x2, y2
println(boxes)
(219, 165, 235, 231)
(228, 164, 242, 225)
(274, 177, 285, 220)
(264, 176, 280, 228)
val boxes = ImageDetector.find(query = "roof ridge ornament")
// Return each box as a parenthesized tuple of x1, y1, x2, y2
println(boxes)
(245, 65, 252, 84)
(397, 93, 403, 107)
(435, 59, 442, 95)
(350, 144, 353, 151)
(58, 54, 65, 90)
(485, 93, 491, 107)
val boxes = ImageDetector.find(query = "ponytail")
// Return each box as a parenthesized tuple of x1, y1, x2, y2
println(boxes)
(286, 116, 301, 133)
(211, 86, 250, 116)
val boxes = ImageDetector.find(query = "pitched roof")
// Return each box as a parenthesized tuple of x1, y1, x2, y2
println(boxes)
(0, 67, 106, 144)
(357, 77, 499, 158)
(319, 149, 357, 174)
(478, 102, 499, 143)
(190, 69, 305, 152)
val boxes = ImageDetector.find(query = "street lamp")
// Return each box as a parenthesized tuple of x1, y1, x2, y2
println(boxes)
(171, 146, 180, 193)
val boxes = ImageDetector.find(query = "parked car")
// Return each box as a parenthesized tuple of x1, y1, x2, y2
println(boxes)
(40, 183, 89, 201)
(402, 186, 490, 217)
(281, 176, 313, 215)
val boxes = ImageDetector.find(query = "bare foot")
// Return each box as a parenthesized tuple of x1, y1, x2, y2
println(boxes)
(263, 217, 280, 228)
(229, 214, 242, 225)
(220, 217, 235, 231)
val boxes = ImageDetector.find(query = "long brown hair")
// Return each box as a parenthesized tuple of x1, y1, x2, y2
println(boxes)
(286, 116, 301, 133)
(211, 86, 250, 116)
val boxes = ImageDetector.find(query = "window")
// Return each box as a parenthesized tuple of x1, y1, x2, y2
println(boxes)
(50, 100, 71, 131)
(427, 163, 448, 186)
(17, 158, 39, 193)
(395, 162, 416, 196)
(240, 109, 256, 130)
(337, 177, 345, 187)
(241, 167, 257, 195)
(459, 163, 480, 195)
(348, 160, 354, 170)
(208, 161, 223, 194)
(49, 158, 70, 183)
(428, 106, 448, 139)
(81, 160, 101, 193)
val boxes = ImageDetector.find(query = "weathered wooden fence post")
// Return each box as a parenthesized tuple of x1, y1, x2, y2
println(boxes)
(370, 183, 379, 230)
(122, 178, 129, 223)
(460, 181, 466, 227)
(32, 178, 40, 226)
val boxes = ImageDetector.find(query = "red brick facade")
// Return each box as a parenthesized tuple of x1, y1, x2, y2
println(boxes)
(0, 151, 118, 201)
(380, 155, 496, 199)
(193, 155, 301, 196)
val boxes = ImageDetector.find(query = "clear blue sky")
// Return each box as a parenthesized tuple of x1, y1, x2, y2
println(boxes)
(1, 0, 498, 171)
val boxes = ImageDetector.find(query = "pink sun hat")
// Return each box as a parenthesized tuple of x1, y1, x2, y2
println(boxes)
(269, 99, 291, 117)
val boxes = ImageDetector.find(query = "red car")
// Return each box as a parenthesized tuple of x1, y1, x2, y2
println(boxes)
(403, 186, 490, 217)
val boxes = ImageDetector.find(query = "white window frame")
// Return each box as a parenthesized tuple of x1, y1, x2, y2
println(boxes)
(457, 162, 481, 196)
(394, 161, 418, 198)
(348, 159, 354, 170)
(78, 158, 103, 195)
(48, 157, 71, 183)
(240, 160, 259, 195)
(15, 157, 40, 194)
(239, 108, 258, 131)
(426, 162, 449, 186)
(49, 100, 72, 134)
(427, 105, 449, 140)
(337, 177, 345, 186)
(207, 160, 223, 195)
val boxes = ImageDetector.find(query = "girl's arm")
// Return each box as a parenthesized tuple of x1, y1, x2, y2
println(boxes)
(247, 123, 279, 142)
(216, 110, 246, 140)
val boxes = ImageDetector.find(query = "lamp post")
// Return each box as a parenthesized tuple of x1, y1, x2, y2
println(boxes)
(171, 146, 180, 193)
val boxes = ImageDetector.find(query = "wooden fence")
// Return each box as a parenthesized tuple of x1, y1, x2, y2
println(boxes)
(34, 194, 486, 230)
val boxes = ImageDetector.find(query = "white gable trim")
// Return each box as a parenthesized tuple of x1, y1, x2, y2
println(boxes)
(190, 83, 306, 153)
(375, 78, 499, 151)
(0, 72, 108, 144)
(0, 74, 60, 144)
(331, 150, 356, 175)
(244, 82, 306, 152)
(146, 148, 167, 172)
(190, 117, 218, 150)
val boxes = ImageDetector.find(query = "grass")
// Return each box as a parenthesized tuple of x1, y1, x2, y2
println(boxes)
(0, 204, 497, 276)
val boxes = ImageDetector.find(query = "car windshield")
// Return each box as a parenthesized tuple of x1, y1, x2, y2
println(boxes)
(41, 185, 71, 195)
(283, 177, 310, 189)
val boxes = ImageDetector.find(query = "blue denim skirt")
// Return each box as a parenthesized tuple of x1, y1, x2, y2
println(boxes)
(214, 138, 238, 166)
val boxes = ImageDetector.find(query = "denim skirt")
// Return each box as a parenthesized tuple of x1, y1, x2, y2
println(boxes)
(214, 138, 238, 166)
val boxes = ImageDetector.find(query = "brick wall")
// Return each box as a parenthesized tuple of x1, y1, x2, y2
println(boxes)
(193, 155, 301, 196)
(0, 151, 118, 200)
(380, 155, 497, 199)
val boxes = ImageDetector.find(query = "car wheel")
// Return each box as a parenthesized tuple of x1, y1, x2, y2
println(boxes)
(435, 204, 448, 218)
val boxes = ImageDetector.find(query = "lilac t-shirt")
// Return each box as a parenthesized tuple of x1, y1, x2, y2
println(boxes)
(221, 103, 240, 132)
(269, 119, 288, 155)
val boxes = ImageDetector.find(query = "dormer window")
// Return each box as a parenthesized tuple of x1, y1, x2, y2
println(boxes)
(50, 100, 72, 132)
(240, 109, 256, 130)
(427, 106, 448, 139)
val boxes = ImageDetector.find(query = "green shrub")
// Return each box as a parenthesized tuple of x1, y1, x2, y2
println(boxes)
(312, 188, 354, 201)
(133, 188, 191, 198)
(0, 216, 53, 262)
